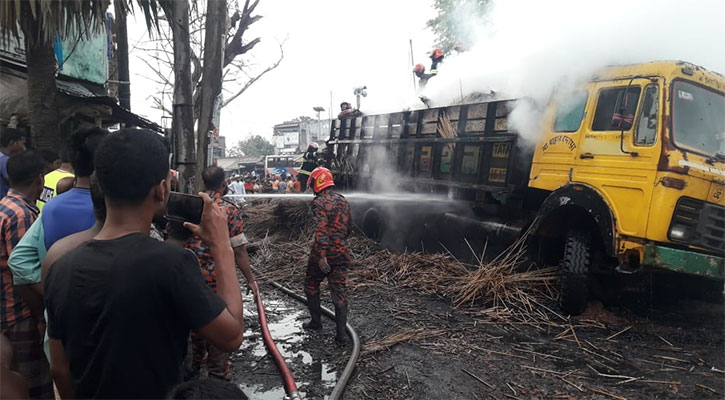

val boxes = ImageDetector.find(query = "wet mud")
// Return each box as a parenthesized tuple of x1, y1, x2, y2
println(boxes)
(234, 279, 724, 400)
(232, 202, 724, 400)
(231, 289, 344, 400)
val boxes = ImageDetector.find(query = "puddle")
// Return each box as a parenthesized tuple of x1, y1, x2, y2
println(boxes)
(233, 292, 338, 399)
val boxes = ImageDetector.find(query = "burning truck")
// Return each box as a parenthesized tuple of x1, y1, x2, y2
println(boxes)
(322, 60, 724, 315)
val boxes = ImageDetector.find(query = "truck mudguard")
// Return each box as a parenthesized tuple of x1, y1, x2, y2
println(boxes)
(533, 183, 616, 257)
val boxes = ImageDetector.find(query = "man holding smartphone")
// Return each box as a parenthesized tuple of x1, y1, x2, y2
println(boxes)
(185, 165, 257, 381)
(44, 129, 245, 399)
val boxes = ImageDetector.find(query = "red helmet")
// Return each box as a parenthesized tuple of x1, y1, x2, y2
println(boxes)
(308, 142, 319, 150)
(430, 48, 444, 59)
(413, 64, 425, 74)
(308, 167, 335, 193)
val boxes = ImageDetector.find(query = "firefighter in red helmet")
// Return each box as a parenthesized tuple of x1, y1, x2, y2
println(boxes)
(413, 63, 433, 88)
(302, 167, 353, 344)
(430, 48, 444, 75)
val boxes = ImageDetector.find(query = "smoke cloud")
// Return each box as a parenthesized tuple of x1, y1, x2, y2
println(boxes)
(418, 0, 725, 143)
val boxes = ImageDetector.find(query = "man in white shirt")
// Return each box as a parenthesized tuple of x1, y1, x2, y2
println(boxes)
(229, 177, 245, 204)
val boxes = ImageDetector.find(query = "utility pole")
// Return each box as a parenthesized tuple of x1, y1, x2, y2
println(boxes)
(114, 1, 131, 111)
(409, 38, 417, 92)
(313, 106, 324, 142)
(170, 0, 196, 192)
(196, 0, 226, 184)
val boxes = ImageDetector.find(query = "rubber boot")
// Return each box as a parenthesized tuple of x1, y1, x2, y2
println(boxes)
(303, 292, 322, 330)
(334, 304, 348, 345)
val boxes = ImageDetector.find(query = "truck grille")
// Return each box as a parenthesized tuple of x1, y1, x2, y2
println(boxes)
(669, 197, 725, 253)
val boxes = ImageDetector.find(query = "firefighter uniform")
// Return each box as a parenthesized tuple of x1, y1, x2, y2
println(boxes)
(298, 144, 319, 192)
(302, 167, 353, 344)
(305, 190, 352, 306)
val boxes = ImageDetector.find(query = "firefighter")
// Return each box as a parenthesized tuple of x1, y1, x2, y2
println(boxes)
(430, 48, 444, 75)
(453, 42, 466, 54)
(338, 102, 362, 119)
(302, 167, 352, 345)
(298, 142, 319, 192)
(413, 63, 433, 88)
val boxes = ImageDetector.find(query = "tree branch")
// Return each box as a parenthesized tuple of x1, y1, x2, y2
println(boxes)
(222, 39, 285, 108)
(223, 0, 262, 66)
(138, 57, 173, 87)
(150, 95, 173, 115)
(190, 48, 203, 85)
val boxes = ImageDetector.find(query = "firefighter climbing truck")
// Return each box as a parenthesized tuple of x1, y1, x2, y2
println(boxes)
(324, 61, 724, 314)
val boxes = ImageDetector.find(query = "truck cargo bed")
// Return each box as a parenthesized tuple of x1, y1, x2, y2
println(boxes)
(326, 99, 533, 196)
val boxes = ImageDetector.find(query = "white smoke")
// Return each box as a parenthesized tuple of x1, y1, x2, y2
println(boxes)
(420, 0, 725, 143)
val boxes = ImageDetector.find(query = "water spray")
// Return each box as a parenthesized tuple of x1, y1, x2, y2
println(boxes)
(226, 192, 461, 204)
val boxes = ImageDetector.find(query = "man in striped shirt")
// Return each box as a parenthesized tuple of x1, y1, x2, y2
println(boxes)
(0, 151, 52, 399)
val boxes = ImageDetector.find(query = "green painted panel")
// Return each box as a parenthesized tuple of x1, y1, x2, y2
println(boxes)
(58, 25, 109, 85)
(0, 22, 109, 85)
(644, 245, 724, 279)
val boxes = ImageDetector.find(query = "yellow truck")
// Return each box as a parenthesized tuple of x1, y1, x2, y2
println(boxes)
(325, 60, 724, 314)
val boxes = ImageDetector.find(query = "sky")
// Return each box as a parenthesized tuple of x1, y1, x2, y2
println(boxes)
(125, 0, 725, 148)
(126, 0, 437, 146)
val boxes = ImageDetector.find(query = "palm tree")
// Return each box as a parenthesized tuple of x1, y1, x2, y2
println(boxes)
(0, 1, 161, 149)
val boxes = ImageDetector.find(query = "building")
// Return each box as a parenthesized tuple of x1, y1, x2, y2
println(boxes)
(212, 135, 226, 159)
(215, 155, 264, 177)
(0, 12, 161, 144)
(272, 118, 331, 154)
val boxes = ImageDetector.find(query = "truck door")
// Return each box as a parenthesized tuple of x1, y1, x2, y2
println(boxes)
(573, 79, 662, 238)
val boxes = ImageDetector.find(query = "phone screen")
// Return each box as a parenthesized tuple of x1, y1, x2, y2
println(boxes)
(165, 192, 203, 225)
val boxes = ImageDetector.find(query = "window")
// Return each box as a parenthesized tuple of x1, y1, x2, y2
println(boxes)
(635, 85, 659, 145)
(592, 87, 641, 131)
(554, 91, 588, 132)
(461, 145, 480, 175)
(672, 81, 725, 157)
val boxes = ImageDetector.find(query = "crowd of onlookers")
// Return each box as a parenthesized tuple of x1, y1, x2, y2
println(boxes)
(226, 173, 304, 197)
(0, 127, 253, 399)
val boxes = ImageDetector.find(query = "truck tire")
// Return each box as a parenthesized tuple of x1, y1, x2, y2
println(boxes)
(559, 229, 591, 315)
(362, 208, 386, 242)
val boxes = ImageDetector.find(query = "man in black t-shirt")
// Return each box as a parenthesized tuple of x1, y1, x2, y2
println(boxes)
(44, 129, 245, 399)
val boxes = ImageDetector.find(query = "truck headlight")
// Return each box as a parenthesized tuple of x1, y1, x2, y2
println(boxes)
(669, 224, 689, 240)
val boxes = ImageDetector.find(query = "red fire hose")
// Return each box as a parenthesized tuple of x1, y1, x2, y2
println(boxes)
(253, 287, 301, 400)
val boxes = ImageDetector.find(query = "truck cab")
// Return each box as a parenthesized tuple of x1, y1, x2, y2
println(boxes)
(530, 61, 724, 312)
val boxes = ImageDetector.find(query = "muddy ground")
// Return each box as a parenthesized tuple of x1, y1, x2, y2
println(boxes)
(229, 201, 724, 400)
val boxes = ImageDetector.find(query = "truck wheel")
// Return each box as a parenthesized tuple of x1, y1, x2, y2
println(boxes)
(362, 208, 386, 242)
(559, 229, 591, 315)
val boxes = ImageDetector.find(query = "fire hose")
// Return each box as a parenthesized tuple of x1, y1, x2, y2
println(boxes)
(253, 287, 301, 400)
(269, 281, 361, 400)
(250, 274, 360, 400)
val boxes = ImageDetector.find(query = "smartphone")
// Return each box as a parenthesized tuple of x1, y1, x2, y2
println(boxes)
(165, 192, 203, 225)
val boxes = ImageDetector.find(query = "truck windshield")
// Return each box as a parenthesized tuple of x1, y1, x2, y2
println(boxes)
(672, 81, 725, 157)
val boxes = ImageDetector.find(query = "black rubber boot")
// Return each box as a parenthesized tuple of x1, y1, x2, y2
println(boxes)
(334, 304, 348, 345)
(303, 292, 322, 330)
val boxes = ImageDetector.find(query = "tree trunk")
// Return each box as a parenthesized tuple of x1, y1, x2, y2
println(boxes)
(169, 0, 196, 192)
(114, 1, 131, 111)
(195, 0, 227, 185)
(24, 21, 60, 150)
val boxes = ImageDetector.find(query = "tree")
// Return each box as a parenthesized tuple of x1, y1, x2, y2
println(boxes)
(283, 116, 313, 124)
(426, 0, 490, 52)
(227, 135, 275, 157)
(140, 0, 285, 124)
(162, 0, 196, 192)
(138, 0, 283, 190)
(0, 1, 161, 149)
